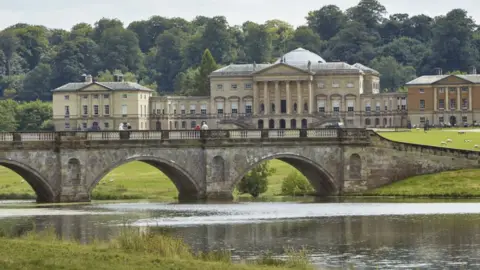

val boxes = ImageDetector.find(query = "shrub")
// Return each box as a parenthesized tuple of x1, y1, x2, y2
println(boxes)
(237, 161, 276, 198)
(281, 171, 314, 196)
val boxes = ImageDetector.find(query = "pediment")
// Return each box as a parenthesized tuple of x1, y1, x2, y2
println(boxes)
(253, 63, 310, 76)
(78, 83, 111, 91)
(433, 75, 472, 85)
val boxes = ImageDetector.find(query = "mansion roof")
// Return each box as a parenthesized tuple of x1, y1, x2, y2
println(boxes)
(210, 47, 379, 77)
(406, 74, 480, 85)
(52, 82, 153, 92)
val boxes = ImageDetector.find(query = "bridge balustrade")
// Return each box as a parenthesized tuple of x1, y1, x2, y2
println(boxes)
(0, 128, 369, 142)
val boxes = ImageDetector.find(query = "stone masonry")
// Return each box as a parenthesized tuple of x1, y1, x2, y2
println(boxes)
(0, 129, 479, 203)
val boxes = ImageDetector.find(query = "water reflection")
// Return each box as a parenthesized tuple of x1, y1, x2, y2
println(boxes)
(0, 202, 479, 269)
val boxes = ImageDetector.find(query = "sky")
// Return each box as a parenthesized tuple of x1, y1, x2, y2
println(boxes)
(0, 0, 479, 30)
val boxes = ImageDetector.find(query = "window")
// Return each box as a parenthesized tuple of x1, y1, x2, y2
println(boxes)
(191, 121, 196, 128)
(461, 87, 468, 92)
(462, 99, 468, 109)
(93, 105, 99, 115)
(317, 100, 325, 113)
(375, 102, 380, 112)
(420, 117, 425, 124)
(450, 99, 456, 110)
(122, 94, 127, 98)
(200, 104, 207, 115)
(64, 95, 69, 100)
(104, 122, 109, 129)
(332, 100, 340, 113)
(231, 102, 238, 114)
(82, 123, 87, 129)
(104, 105, 110, 115)
(347, 100, 354, 112)
(216, 84, 223, 90)
(93, 94, 99, 99)
(449, 87, 456, 93)
(190, 104, 196, 115)
(317, 81, 325, 88)
(64, 106, 70, 116)
(346, 82, 354, 88)
(332, 81, 339, 88)
(174, 122, 178, 129)
(181, 121, 187, 129)
(420, 100, 425, 109)
(103, 94, 109, 99)
(365, 118, 371, 125)
(83, 95, 88, 99)
(245, 101, 252, 114)
(347, 119, 354, 126)
(121, 104, 127, 115)
(384, 100, 388, 110)
(180, 105, 186, 115)
(401, 97, 406, 110)
(365, 102, 371, 112)
(439, 117, 444, 123)
(419, 89, 424, 94)
(65, 123, 70, 129)
(231, 84, 238, 90)
(438, 87, 445, 94)
(439, 99, 445, 109)
(141, 122, 144, 129)
(82, 105, 88, 115)
(462, 116, 468, 123)
(245, 83, 252, 89)
(216, 102, 224, 114)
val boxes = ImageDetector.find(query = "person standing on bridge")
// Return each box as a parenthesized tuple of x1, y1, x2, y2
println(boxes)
(201, 121, 209, 130)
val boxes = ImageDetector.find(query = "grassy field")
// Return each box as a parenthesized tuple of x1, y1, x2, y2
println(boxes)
(0, 228, 312, 270)
(0, 160, 297, 201)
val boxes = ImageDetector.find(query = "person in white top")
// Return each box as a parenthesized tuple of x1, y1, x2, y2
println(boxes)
(118, 123, 124, 131)
(201, 122, 209, 130)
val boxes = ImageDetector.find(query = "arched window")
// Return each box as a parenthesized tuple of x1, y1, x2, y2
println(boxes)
(290, 119, 297, 129)
(375, 118, 380, 126)
(301, 119, 307, 128)
(260, 103, 265, 113)
(279, 119, 286, 129)
(365, 118, 371, 126)
(271, 103, 276, 113)
(269, 119, 275, 129)
(303, 102, 308, 112)
(258, 119, 264, 129)
(383, 118, 387, 126)
(349, 154, 361, 179)
(293, 103, 298, 113)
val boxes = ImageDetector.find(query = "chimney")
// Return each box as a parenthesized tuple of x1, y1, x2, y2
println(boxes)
(85, 74, 93, 83)
(114, 73, 124, 82)
(471, 66, 477, 75)
(434, 68, 443, 75)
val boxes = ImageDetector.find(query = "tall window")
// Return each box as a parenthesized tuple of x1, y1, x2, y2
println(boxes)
(375, 102, 380, 112)
(384, 100, 388, 110)
(121, 104, 127, 115)
(347, 100, 354, 112)
(190, 104, 196, 115)
(64, 106, 70, 116)
(332, 100, 340, 113)
(419, 100, 425, 109)
(103, 94, 109, 99)
(401, 97, 406, 110)
(216, 102, 224, 114)
(82, 105, 88, 115)
(462, 98, 468, 109)
(317, 100, 325, 113)
(93, 94, 99, 99)
(365, 102, 371, 112)
(180, 105, 186, 115)
(450, 99, 456, 110)
(93, 105, 99, 115)
(191, 121, 196, 128)
(104, 105, 110, 115)
(245, 101, 252, 114)
(439, 99, 445, 109)
(231, 102, 238, 114)
(200, 104, 207, 115)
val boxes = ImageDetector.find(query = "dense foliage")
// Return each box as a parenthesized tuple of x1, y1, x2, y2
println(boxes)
(0, 0, 479, 102)
(281, 171, 314, 196)
(237, 161, 276, 198)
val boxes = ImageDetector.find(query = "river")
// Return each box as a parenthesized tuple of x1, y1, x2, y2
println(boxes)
(1, 199, 480, 269)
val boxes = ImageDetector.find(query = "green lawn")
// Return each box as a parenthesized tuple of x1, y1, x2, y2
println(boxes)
(0, 160, 298, 201)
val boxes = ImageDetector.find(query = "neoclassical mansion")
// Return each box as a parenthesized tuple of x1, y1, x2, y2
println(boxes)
(52, 48, 408, 131)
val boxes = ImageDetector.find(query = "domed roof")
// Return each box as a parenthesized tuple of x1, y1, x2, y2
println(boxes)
(274, 48, 326, 64)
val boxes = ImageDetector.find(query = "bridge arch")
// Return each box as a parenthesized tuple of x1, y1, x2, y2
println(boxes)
(232, 154, 338, 195)
(88, 156, 201, 201)
(0, 159, 56, 203)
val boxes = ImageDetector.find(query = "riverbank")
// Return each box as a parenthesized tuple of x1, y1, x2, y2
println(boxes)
(0, 229, 312, 270)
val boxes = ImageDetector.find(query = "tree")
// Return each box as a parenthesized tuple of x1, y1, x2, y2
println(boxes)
(195, 49, 218, 96)
(0, 99, 18, 131)
(237, 161, 276, 198)
(98, 27, 143, 72)
(306, 5, 346, 40)
(243, 22, 272, 63)
(21, 63, 52, 100)
(281, 171, 314, 196)
(15, 100, 52, 131)
(370, 56, 416, 92)
(96, 69, 136, 82)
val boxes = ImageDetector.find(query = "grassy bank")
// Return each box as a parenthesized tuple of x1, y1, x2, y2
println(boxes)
(0, 228, 312, 270)
(0, 160, 296, 201)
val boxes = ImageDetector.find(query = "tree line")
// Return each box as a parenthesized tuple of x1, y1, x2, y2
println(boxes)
(0, 0, 479, 130)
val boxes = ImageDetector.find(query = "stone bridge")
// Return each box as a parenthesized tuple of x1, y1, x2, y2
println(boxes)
(0, 129, 479, 203)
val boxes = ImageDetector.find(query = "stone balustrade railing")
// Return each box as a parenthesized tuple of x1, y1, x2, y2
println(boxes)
(0, 128, 369, 142)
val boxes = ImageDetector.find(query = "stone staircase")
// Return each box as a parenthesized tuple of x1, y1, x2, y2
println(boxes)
(308, 114, 344, 128)
(219, 114, 255, 129)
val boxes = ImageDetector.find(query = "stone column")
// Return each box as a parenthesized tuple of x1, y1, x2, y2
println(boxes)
(286, 81, 291, 114)
(433, 88, 437, 111)
(469, 86, 473, 111)
(308, 80, 314, 114)
(296, 81, 302, 113)
(275, 81, 280, 115)
(457, 87, 461, 111)
(253, 82, 258, 115)
(445, 89, 448, 110)
(263, 81, 269, 114)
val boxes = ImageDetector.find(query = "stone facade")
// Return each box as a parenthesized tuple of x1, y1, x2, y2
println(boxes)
(1, 130, 479, 203)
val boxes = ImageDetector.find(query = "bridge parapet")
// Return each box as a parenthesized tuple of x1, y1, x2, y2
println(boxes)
(0, 128, 369, 144)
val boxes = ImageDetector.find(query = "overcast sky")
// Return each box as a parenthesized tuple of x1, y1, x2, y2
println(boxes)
(0, 0, 478, 30)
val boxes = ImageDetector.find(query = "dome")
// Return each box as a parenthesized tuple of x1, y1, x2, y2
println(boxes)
(275, 48, 326, 64)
